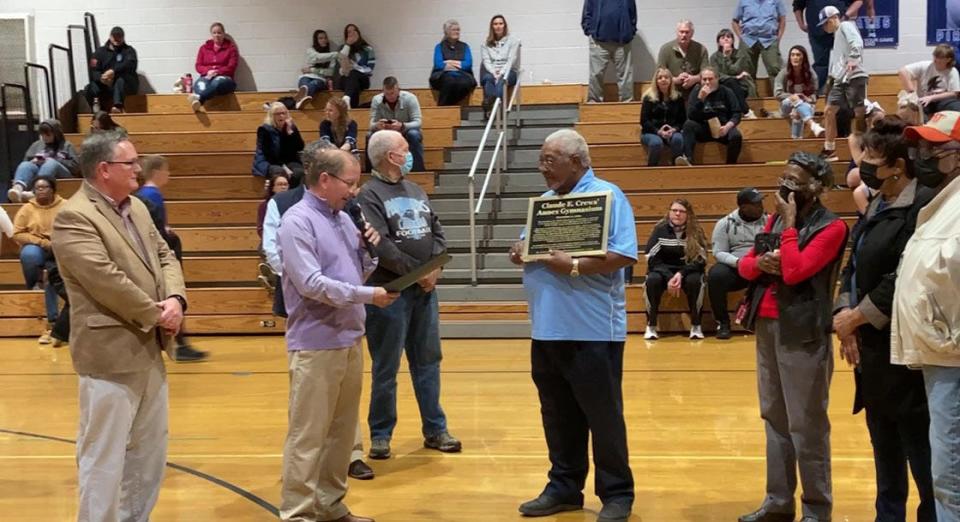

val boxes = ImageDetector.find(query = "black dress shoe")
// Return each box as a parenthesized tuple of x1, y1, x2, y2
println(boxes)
(716, 322, 732, 340)
(738, 507, 795, 522)
(598, 501, 632, 522)
(518, 493, 583, 517)
(348, 459, 374, 480)
(176, 345, 209, 362)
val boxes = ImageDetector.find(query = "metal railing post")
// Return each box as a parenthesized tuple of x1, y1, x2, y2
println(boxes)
(468, 178, 478, 286)
(24, 63, 53, 121)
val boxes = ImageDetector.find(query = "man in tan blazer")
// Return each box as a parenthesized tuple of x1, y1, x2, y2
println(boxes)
(52, 131, 186, 522)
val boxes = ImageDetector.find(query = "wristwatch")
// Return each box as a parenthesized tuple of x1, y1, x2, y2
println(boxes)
(170, 294, 188, 313)
(570, 258, 580, 278)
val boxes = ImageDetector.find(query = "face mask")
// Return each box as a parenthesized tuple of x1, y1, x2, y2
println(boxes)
(778, 178, 809, 208)
(914, 155, 947, 188)
(858, 162, 886, 190)
(393, 151, 414, 176)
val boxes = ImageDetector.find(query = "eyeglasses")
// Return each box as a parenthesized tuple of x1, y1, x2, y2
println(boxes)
(915, 146, 960, 161)
(326, 172, 359, 190)
(669, 208, 688, 214)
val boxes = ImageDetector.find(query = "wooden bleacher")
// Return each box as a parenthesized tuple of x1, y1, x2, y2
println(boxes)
(3, 76, 899, 336)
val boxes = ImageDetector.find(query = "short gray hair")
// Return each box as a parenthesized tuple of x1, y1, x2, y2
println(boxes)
(677, 19, 694, 32)
(443, 19, 460, 36)
(301, 139, 336, 173)
(367, 130, 403, 168)
(304, 148, 358, 188)
(80, 131, 126, 180)
(544, 129, 591, 168)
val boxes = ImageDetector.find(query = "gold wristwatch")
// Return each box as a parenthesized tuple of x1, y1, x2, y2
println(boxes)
(570, 258, 580, 277)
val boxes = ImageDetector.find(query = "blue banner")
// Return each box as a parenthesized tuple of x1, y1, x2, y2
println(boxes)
(856, 0, 898, 48)
(928, 0, 960, 45)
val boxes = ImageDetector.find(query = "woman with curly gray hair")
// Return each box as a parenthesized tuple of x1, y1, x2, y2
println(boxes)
(736, 151, 849, 522)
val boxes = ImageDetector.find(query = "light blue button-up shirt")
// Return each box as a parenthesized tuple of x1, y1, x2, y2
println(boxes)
(734, 0, 787, 48)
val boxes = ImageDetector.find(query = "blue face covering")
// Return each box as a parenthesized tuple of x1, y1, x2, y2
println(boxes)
(399, 151, 414, 175)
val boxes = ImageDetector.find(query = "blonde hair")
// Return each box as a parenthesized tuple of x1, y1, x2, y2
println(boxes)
(325, 97, 351, 147)
(641, 67, 681, 102)
(138, 155, 168, 185)
(264, 102, 287, 127)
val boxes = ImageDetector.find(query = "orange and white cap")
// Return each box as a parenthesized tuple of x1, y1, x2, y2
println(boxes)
(904, 111, 960, 143)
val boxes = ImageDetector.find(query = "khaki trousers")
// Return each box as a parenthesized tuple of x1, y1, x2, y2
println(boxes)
(588, 38, 633, 102)
(280, 343, 363, 522)
(76, 361, 168, 522)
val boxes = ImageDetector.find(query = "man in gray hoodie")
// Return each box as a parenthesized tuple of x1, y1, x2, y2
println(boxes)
(819, 5, 869, 160)
(708, 187, 768, 339)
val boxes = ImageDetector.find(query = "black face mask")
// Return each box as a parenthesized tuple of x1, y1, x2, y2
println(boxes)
(778, 182, 809, 209)
(858, 162, 886, 190)
(914, 156, 948, 188)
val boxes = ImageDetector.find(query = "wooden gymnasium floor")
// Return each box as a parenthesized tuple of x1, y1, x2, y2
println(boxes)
(0, 334, 919, 521)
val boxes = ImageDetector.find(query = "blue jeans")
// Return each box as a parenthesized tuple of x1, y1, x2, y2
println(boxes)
(640, 132, 684, 166)
(480, 69, 518, 100)
(297, 76, 330, 97)
(14, 159, 72, 189)
(366, 127, 425, 172)
(20, 244, 58, 322)
(194, 76, 237, 104)
(781, 99, 815, 139)
(365, 286, 447, 441)
(923, 365, 960, 522)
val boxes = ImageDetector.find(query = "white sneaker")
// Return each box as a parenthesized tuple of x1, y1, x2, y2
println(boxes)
(644, 326, 659, 340)
(20, 190, 35, 201)
(342, 94, 351, 107)
(744, 109, 758, 120)
(7, 185, 22, 203)
(689, 325, 704, 339)
(295, 95, 313, 110)
(810, 121, 826, 137)
(674, 155, 691, 167)
(188, 94, 202, 112)
(295, 85, 308, 101)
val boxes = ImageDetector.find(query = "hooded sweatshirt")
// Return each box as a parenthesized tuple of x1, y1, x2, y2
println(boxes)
(712, 209, 770, 268)
(12, 194, 66, 249)
(23, 119, 80, 176)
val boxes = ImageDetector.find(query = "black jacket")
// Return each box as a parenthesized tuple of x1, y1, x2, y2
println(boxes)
(687, 84, 742, 126)
(90, 42, 139, 80)
(640, 96, 686, 135)
(645, 220, 705, 275)
(835, 180, 936, 416)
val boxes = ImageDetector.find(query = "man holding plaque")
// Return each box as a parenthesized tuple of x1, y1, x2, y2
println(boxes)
(511, 129, 638, 522)
(358, 130, 462, 461)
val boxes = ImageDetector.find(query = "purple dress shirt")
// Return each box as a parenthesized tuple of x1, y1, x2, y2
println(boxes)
(278, 190, 377, 351)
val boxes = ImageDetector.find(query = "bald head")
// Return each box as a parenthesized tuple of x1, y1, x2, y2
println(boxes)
(368, 130, 408, 178)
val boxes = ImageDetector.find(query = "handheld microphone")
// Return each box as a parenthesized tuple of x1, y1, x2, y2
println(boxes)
(346, 200, 376, 258)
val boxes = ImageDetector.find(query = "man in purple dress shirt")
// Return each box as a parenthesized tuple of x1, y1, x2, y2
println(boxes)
(277, 148, 398, 522)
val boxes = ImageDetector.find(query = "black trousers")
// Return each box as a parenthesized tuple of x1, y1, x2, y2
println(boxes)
(273, 275, 287, 318)
(336, 70, 370, 108)
(431, 73, 476, 106)
(531, 340, 634, 506)
(719, 77, 749, 114)
(644, 267, 704, 327)
(84, 74, 139, 109)
(707, 263, 749, 326)
(865, 404, 936, 522)
(46, 262, 69, 342)
(681, 119, 743, 164)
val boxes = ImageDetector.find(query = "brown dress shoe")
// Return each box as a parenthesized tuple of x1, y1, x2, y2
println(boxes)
(330, 513, 375, 522)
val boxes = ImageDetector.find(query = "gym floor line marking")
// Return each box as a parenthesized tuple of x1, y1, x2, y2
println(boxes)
(0, 428, 279, 517)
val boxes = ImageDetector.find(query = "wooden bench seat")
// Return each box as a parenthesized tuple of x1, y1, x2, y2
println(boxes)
(589, 138, 850, 167)
(577, 118, 819, 143)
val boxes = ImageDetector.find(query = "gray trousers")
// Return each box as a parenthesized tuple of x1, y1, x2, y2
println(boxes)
(755, 318, 834, 520)
(76, 361, 168, 522)
(588, 38, 633, 102)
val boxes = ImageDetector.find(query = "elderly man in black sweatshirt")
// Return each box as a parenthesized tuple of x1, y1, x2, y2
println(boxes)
(85, 26, 139, 113)
(677, 66, 744, 165)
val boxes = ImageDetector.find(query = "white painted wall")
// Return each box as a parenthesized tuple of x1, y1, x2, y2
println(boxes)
(0, 0, 937, 94)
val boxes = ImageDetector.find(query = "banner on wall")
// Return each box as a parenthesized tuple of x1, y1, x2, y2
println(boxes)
(856, 0, 898, 48)
(928, 0, 960, 45)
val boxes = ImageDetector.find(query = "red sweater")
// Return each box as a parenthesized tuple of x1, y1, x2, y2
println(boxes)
(738, 216, 847, 319)
(195, 39, 238, 78)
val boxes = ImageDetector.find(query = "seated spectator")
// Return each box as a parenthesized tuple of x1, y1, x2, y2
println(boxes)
(84, 26, 138, 113)
(253, 102, 305, 183)
(657, 20, 710, 97)
(643, 198, 708, 340)
(480, 14, 521, 116)
(731, 0, 786, 86)
(134, 155, 208, 362)
(337, 24, 375, 108)
(640, 68, 687, 166)
(709, 188, 769, 339)
(711, 29, 757, 119)
(8, 119, 79, 202)
(89, 110, 126, 135)
(189, 22, 239, 112)
(430, 20, 477, 106)
(12, 176, 65, 344)
(368, 76, 425, 172)
(774, 45, 824, 139)
(320, 96, 358, 153)
(897, 44, 960, 124)
(293, 30, 339, 110)
(257, 173, 290, 238)
(678, 67, 743, 165)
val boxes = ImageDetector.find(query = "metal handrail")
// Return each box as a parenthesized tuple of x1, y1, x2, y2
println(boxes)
(83, 12, 100, 52)
(1, 83, 36, 177)
(67, 24, 94, 85)
(24, 63, 53, 120)
(48, 43, 75, 112)
(465, 70, 523, 285)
